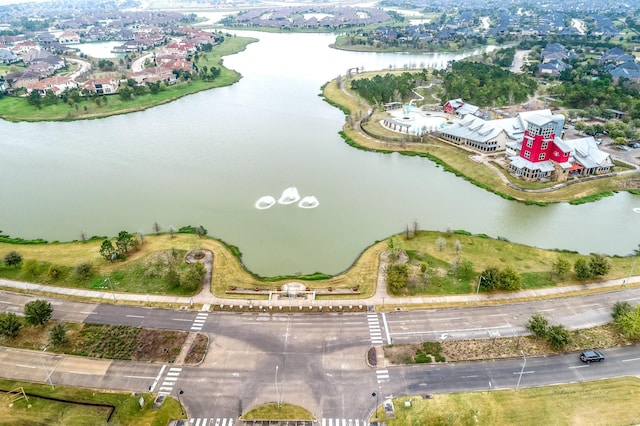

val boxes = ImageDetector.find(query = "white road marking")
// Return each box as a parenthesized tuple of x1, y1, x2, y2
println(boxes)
(15, 364, 36, 369)
(126, 315, 144, 318)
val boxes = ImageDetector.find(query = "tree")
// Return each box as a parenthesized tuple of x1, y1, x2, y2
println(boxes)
(387, 235, 402, 262)
(116, 230, 134, 255)
(526, 312, 549, 338)
(27, 89, 42, 109)
(49, 322, 68, 346)
(24, 299, 53, 326)
(589, 253, 611, 277)
(99, 239, 117, 261)
(153, 222, 161, 234)
(552, 257, 571, 278)
(47, 264, 62, 280)
(479, 267, 502, 291)
(436, 236, 446, 252)
(547, 324, 571, 350)
(574, 258, 592, 280)
(500, 265, 522, 290)
(0, 312, 22, 338)
(385, 263, 409, 293)
(178, 262, 205, 291)
(3, 251, 22, 267)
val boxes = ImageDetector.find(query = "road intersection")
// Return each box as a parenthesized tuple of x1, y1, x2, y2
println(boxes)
(2, 277, 640, 423)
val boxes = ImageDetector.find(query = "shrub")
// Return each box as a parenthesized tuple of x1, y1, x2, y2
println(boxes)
(47, 264, 62, 280)
(49, 322, 68, 347)
(24, 299, 53, 326)
(21, 259, 39, 277)
(526, 312, 549, 338)
(574, 258, 592, 280)
(3, 251, 22, 267)
(589, 253, 611, 277)
(547, 324, 571, 350)
(0, 312, 22, 338)
(612, 301, 632, 321)
(74, 262, 94, 280)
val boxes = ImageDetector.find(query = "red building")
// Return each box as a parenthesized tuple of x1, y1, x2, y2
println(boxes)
(518, 114, 570, 164)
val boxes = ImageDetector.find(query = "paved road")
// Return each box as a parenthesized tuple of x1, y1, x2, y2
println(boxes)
(3, 283, 640, 422)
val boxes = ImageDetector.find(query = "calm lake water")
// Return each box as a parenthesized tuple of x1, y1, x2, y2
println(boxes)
(1, 31, 639, 276)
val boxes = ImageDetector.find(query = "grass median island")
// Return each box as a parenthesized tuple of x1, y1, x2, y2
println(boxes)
(322, 77, 640, 205)
(378, 377, 640, 426)
(0, 36, 257, 122)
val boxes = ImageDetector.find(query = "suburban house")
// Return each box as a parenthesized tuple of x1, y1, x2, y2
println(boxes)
(58, 32, 80, 44)
(443, 98, 479, 117)
(0, 47, 18, 64)
(538, 59, 570, 77)
(129, 66, 176, 85)
(25, 75, 78, 95)
(82, 77, 120, 95)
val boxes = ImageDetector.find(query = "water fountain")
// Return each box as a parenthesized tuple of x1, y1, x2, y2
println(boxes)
(278, 187, 301, 205)
(298, 196, 320, 209)
(255, 196, 276, 210)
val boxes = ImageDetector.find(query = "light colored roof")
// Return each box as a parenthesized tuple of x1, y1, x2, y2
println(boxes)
(440, 115, 504, 143)
(509, 156, 556, 172)
(564, 136, 612, 168)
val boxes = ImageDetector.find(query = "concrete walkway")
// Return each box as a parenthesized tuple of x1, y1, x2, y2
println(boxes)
(1, 270, 639, 310)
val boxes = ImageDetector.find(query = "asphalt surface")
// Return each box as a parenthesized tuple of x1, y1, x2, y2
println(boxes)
(3, 280, 640, 422)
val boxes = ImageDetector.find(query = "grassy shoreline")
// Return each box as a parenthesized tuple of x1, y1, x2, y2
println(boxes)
(0, 36, 257, 123)
(1, 230, 638, 300)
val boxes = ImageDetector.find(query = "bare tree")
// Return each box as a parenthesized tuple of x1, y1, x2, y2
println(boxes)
(436, 236, 446, 252)
(169, 225, 175, 238)
(455, 239, 462, 254)
(80, 230, 87, 242)
(153, 222, 161, 234)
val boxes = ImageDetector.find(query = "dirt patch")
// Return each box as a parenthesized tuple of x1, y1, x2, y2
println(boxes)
(184, 333, 209, 365)
(130, 328, 187, 362)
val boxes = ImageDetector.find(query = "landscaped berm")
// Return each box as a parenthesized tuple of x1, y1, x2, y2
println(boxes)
(241, 403, 316, 423)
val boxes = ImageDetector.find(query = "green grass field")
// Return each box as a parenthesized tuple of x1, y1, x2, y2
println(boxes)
(378, 377, 640, 426)
(0, 379, 184, 426)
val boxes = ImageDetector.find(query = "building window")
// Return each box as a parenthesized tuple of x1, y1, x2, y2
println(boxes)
(524, 150, 531, 159)
(538, 153, 545, 161)
(541, 141, 549, 150)
(526, 138, 533, 148)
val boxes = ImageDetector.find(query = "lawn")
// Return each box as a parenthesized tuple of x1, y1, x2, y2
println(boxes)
(0, 379, 184, 426)
(378, 377, 640, 426)
(0, 229, 638, 300)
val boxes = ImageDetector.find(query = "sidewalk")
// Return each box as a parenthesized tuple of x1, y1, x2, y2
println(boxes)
(1, 274, 639, 310)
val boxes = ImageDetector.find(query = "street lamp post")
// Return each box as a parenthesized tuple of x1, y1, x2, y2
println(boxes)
(372, 391, 379, 420)
(275, 366, 280, 408)
(177, 389, 184, 415)
(475, 275, 484, 303)
(516, 350, 526, 391)
(39, 346, 54, 390)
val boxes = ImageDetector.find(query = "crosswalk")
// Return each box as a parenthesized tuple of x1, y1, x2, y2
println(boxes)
(191, 312, 208, 331)
(376, 368, 389, 383)
(188, 419, 234, 426)
(367, 313, 383, 345)
(321, 419, 370, 426)
(187, 418, 368, 426)
(157, 366, 182, 396)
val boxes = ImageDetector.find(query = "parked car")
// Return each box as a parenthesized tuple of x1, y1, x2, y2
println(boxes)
(617, 145, 630, 151)
(580, 350, 605, 363)
(629, 143, 640, 149)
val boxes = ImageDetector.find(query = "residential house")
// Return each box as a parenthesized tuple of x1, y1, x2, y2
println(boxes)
(129, 66, 176, 85)
(83, 77, 119, 95)
(0, 48, 18, 64)
(58, 32, 80, 44)
(538, 59, 570, 77)
(608, 61, 640, 84)
(26, 75, 78, 95)
(599, 47, 635, 64)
